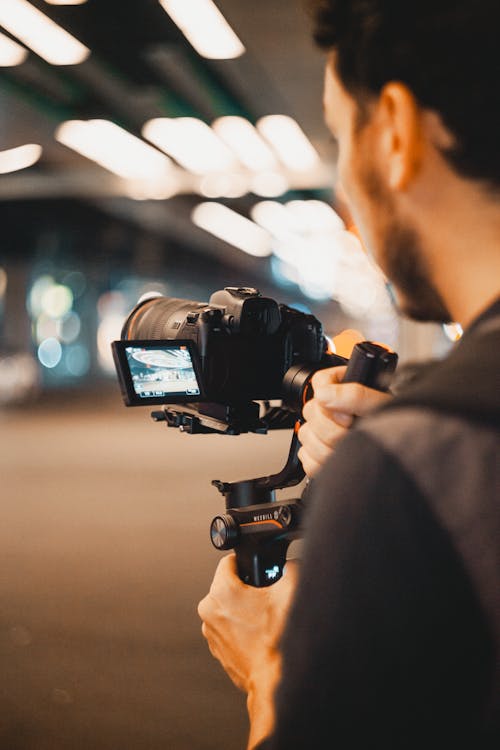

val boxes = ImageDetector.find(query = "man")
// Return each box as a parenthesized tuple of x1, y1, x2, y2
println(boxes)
(198, 1, 500, 747)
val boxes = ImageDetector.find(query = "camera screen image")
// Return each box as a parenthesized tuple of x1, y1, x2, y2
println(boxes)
(125, 344, 201, 400)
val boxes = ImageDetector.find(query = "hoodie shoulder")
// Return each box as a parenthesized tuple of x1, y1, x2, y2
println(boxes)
(387, 318, 500, 428)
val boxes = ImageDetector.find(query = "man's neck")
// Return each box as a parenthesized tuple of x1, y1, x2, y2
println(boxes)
(417, 177, 500, 330)
(454, 290, 500, 331)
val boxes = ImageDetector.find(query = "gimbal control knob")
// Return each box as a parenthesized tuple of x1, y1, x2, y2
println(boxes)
(210, 515, 239, 550)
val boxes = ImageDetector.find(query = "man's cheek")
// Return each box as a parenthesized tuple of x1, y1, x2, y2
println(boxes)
(336, 154, 358, 208)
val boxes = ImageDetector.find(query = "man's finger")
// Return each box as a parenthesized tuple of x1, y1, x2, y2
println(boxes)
(313, 382, 390, 415)
(310, 365, 348, 392)
(297, 447, 323, 478)
(198, 595, 211, 622)
(299, 404, 350, 444)
(298, 422, 338, 464)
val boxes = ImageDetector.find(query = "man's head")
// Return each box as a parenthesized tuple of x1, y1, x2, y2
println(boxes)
(308, 0, 500, 323)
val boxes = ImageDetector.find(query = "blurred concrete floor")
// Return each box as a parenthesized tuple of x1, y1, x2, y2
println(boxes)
(0, 385, 300, 750)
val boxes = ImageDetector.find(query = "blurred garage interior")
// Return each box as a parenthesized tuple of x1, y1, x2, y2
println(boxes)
(0, 2, 463, 748)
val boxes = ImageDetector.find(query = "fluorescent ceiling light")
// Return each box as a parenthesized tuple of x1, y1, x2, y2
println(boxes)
(250, 171, 288, 198)
(55, 120, 173, 180)
(192, 202, 272, 257)
(124, 176, 180, 201)
(0, 30, 27, 65)
(251, 200, 348, 288)
(158, 0, 245, 59)
(212, 116, 278, 172)
(250, 201, 297, 240)
(256, 115, 320, 172)
(0, 0, 90, 65)
(0, 143, 42, 174)
(143, 117, 238, 174)
(285, 200, 345, 233)
(252, 201, 347, 299)
(198, 173, 248, 199)
(252, 199, 345, 238)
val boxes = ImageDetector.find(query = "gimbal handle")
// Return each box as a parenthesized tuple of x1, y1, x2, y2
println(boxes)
(211, 341, 398, 587)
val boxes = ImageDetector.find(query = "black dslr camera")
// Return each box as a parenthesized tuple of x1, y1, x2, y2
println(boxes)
(112, 287, 398, 587)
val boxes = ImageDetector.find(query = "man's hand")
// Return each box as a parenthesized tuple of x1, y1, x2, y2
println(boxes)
(198, 554, 299, 748)
(297, 365, 391, 477)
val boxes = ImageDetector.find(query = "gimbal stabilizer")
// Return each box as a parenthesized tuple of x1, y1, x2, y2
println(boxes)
(152, 341, 398, 587)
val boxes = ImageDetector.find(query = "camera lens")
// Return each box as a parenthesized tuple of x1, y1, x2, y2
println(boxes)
(122, 295, 206, 340)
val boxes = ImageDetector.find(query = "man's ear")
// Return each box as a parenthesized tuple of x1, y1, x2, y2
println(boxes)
(378, 82, 423, 191)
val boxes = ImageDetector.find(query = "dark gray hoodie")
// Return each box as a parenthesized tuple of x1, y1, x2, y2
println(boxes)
(260, 298, 500, 749)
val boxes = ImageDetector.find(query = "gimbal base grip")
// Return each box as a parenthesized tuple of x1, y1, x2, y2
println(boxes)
(235, 538, 290, 587)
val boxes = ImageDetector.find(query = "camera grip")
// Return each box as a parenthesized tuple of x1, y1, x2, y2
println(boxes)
(342, 341, 398, 393)
(299, 341, 398, 507)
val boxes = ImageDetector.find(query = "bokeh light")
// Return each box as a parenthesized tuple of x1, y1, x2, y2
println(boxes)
(97, 290, 128, 373)
(28, 275, 55, 317)
(0, 353, 40, 405)
(65, 344, 90, 376)
(443, 322, 463, 342)
(0, 266, 7, 299)
(41, 284, 73, 318)
(35, 313, 59, 344)
(37, 337, 62, 369)
(57, 311, 81, 344)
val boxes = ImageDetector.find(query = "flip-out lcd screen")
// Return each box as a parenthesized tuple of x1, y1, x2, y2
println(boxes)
(112, 340, 203, 406)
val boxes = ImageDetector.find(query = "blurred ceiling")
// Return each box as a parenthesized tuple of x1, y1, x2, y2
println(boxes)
(0, 0, 336, 276)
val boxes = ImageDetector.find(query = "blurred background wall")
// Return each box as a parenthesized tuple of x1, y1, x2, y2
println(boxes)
(0, 1, 461, 748)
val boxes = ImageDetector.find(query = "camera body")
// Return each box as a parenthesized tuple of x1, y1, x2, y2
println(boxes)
(112, 287, 343, 428)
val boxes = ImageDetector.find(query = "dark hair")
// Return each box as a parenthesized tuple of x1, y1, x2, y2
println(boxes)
(307, 0, 500, 190)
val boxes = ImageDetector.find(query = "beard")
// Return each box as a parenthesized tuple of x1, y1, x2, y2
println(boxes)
(383, 221, 452, 323)
(358, 165, 452, 323)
